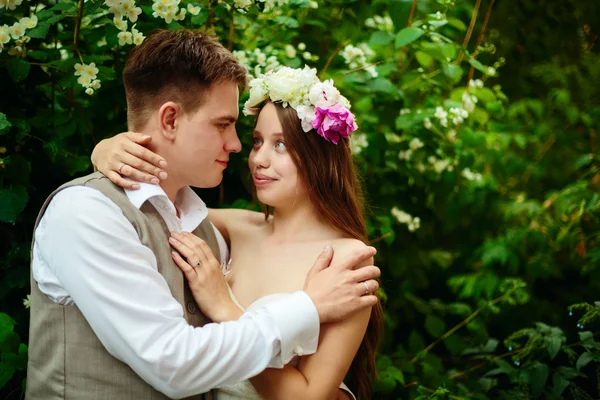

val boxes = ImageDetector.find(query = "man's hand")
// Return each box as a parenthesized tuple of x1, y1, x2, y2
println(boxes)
(303, 245, 380, 323)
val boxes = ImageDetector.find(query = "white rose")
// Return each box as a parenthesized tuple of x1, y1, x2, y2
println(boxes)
(309, 79, 340, 107)
(246, 78, 269, 108)
(296, 104, 316, 132)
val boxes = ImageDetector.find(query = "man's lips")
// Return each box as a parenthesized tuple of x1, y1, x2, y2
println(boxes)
(216, 160, 228, 167)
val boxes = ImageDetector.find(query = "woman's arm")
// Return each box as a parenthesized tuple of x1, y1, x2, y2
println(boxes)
(91, 132, 168, 189)
(249, 248, 374, 400)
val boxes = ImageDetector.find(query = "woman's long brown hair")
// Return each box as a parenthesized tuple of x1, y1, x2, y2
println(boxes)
(260, 102, 384, 399)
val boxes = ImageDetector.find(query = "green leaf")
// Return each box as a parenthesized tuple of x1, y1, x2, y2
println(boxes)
(548, 372, 570, 400)
(547, 336, 562, 359)
(3, 155, 32, 184)
(7, 59, 31, 83)
(424, 315, 446, 337)
(576, 352, 595, 370)
(573, 154, 593, 170)
(530, 362, 549, 399)
(27, 50, 49, 61)
(468, 58, 487, 73)
(0, 363, 16, 389)
(369, 31, 394, 46)
(415, 51, 434, 68)
(50, 2, 77, 11)
(395, 27, 425, 48)
(442, 63, 463, 84)
(447, 17, 467, 31)
(0, 186, 29, 223)
(0, 314, 15, 339)
(0, 113, 11, 135)
(27, 22, 51, 39)
(191, 9, 209, 26)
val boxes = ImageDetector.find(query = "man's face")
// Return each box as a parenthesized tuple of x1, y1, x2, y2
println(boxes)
(174, 81, 241, 188)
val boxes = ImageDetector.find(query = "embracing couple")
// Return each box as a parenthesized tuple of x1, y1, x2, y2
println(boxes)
(27, 29, 383, 400)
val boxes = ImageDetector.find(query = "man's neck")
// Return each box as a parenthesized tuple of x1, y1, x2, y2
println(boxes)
(158, 177, 183, 205)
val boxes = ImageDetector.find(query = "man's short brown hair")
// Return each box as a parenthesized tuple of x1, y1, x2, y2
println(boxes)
(123, 29, 248, 130)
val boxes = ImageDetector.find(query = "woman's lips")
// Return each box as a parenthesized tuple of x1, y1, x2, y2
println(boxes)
(216, 160, 228, 168)
(253, 174, 277, 186)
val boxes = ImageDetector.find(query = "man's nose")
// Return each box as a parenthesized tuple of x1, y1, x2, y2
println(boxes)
(225, 126, 242, 153)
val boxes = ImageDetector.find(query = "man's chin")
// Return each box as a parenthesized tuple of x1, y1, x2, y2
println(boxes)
(190, 173, 223, 189)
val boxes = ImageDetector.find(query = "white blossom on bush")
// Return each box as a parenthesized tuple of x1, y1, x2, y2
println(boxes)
(187, 3, 201, 15)
(409, 137, 424, 150)
(391, 207, 421, 232)
(462, 168, 483, 181)
(0, 0, 23, 11)
(23, 294, 31, 309)
(340, 43, 377, 77)
(365, 14, 394, 32)
(74, 62, 101, 95)
(350, 133, 368, 155)
(434, 106, 448, 127)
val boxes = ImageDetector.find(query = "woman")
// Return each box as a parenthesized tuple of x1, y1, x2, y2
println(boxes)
(92, 66, 383, 400)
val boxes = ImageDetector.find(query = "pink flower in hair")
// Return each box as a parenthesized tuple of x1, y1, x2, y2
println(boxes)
(312, 103, 357, 144)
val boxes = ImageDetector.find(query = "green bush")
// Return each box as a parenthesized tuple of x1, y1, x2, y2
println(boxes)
(1, 0, 599, 398)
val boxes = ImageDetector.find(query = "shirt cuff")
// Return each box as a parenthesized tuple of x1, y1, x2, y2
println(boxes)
(261, 291, 319, 367)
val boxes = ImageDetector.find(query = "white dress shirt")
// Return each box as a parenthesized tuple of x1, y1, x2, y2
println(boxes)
(32, 182, 320, 399)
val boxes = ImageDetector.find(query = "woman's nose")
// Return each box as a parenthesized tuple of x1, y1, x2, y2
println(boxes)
(251, 146, 270, 168)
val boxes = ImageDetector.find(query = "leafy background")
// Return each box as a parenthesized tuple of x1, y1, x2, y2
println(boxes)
(1, 0, 599, 399)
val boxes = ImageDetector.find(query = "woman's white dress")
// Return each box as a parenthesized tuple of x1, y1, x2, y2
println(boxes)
(214, 292, 356, 399)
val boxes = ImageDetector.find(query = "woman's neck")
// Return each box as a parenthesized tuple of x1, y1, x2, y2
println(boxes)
(270, 198, 342, 243)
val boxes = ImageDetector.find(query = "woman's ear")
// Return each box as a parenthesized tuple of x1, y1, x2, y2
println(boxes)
(158, 101, 181, 141)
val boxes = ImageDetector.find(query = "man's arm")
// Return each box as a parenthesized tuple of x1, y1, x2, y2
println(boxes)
(35, 186, 319, 398)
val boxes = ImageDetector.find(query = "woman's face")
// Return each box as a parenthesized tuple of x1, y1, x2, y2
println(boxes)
(248, 102, 306, 208)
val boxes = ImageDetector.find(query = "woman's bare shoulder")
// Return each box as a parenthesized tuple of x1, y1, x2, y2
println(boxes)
(331, 238, 370, 259)
(209, 208, 269, 230)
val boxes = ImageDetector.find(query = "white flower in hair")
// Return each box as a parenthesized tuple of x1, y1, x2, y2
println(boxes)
(296, 104, 316, 132)
(244, 65, 358, 144)
(309, 79, 340, 107)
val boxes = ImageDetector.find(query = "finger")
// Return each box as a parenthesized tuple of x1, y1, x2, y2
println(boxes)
(357, 279, 379, 296)
(358, 295, 379, 309)
(105, 171, 140, 190)
(332, 246, 377, 271)
(350, 266, 381, 283)
(119, 153, 163, 184)
(309, 245, 334, 274)
(124, 131, 153, 145)
(169, 236, 202, 267)
(124, 140, 168, 171)
(175, 233, 211, 265)
(171, 251, 198, 283)
(196, 238, 219, 265)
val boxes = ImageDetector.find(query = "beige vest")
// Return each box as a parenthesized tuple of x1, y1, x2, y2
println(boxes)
(26, 172, 220, 400)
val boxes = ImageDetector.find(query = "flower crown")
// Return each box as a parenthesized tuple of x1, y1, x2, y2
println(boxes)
(243, 66, 358, 144)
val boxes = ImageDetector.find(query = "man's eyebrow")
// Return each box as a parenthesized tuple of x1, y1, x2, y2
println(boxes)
(211, 115, 237, 123)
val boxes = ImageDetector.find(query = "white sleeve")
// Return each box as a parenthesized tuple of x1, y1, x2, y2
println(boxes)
(34, 186, 319, 398)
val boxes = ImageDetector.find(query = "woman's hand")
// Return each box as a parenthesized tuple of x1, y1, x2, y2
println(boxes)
(168, 232, 243, 322)
(91, 132, 168, 190)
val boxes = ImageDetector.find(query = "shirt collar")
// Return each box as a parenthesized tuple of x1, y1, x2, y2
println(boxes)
(124, 182, 209, 232)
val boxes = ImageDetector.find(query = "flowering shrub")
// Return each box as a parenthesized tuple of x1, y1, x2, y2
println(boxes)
(1, 0, 599, 398)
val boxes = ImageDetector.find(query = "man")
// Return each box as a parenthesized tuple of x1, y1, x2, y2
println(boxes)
(26, 29, 380, 399)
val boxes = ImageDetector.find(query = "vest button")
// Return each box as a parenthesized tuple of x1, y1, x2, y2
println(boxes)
(186, 301, 196, 314)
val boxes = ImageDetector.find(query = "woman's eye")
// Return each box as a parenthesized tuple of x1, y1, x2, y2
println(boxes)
(252, 137, 262, 146)
(275, 141, 286, 150)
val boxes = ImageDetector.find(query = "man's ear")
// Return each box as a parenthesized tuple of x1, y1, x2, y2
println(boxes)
(158, 101, 181, 141)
